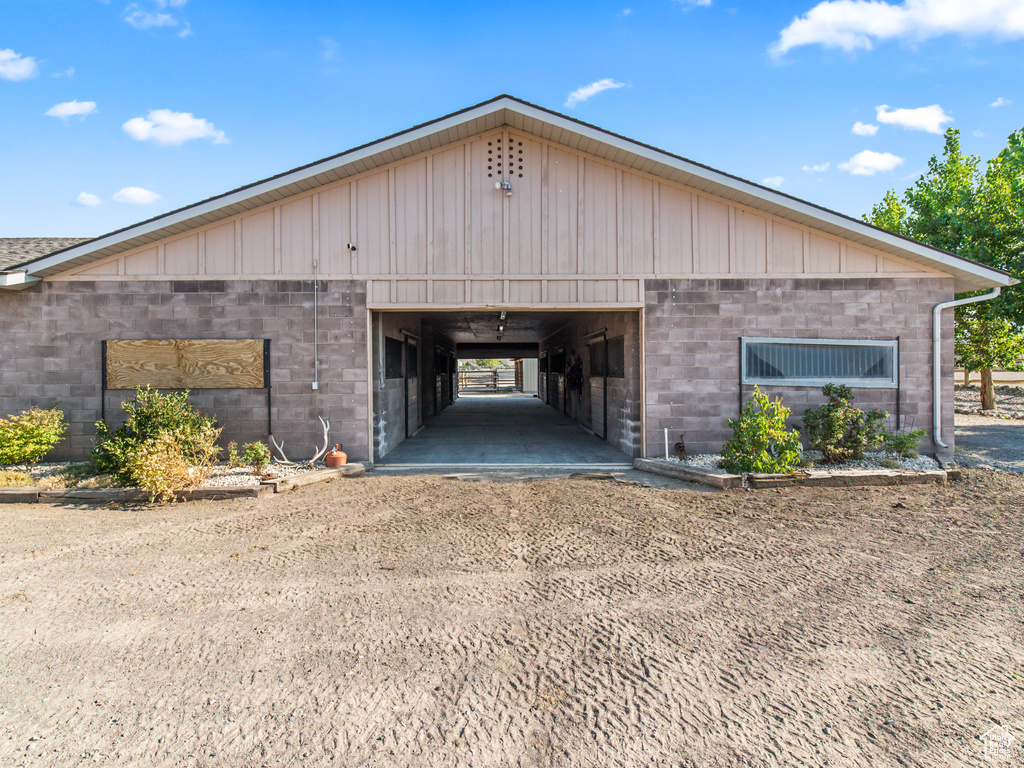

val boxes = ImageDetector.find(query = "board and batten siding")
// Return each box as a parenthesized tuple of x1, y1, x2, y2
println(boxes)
(57, 128, 942, 305)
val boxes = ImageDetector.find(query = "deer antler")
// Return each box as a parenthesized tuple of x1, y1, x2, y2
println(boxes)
(309, 416, 330, 464)
(270, 434, 296, 465)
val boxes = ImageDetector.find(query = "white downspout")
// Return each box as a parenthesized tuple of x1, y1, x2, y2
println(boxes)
(932, 287, 1000, 449)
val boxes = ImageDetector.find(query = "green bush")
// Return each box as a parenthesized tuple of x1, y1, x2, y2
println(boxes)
(122, 427, 221, 503)
(241, 441, 271, 476)
(719, 386, 803, 474)
(801, 384, 887, 464)
(0, 406, 67, 465)
(93, 387, 221, 488)
(882, 428, 927, 459)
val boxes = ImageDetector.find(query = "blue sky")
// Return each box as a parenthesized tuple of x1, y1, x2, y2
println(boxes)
(2, 0, 1022, 237)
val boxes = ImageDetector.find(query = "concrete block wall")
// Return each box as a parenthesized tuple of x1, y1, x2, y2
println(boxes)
(643, 277, 955, 457)
(1, 279, 370, 462)
(539, 311, 643, 457)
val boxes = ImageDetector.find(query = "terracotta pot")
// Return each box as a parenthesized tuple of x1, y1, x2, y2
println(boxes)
(325, 444, 347, 467)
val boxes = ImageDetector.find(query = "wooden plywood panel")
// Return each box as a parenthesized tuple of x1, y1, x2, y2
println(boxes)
(123, 247, 158, 276)
(396, 280, 428, 303)
(431, 146, 466, 275)
(506, 136, 543, 274)
(658, 184, 693, 273)
(772, 222, 803, 272)
(355, 171, 391, 275)
(241, 210, 274, 274)
(468, 137, 503, 275)
(808, 233, 840, 273)
(508, 280, 542, 303)
(846, 246, 879, 273)
(621, 173, 654, 274)
(734, 210, 767, 274)
(395, 159, 428, 275)
(77, 260, 119, 276)
(546, 280, 578, 303)
(164, 236, 199, 276)
(696, 196, 729, 273)
(546, 147, 578, 274)
(280, 196, 313, 275)
(371, 280, 391, 303)
(319, 184, 353, 275)
(106, 339, 265, 389)
(880, 253, 928, 273)
(581, 280, 617, 303)
(432, 280, 465, 303)
(204, 223, 235, 274)
(471, 279, 502, 303)
(582, 159, 616, 274)
(621, 279, 641, 302)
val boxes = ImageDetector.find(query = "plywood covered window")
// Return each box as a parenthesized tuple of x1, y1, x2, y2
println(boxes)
(741, 337, 898, 388)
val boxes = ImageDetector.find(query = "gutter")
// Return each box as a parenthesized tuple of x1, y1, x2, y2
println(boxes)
(932, 287, 1000, 450)
(0, 270, 41, 290)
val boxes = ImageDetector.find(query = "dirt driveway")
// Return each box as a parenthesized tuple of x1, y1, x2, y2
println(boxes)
(1, 472, 1022, 767)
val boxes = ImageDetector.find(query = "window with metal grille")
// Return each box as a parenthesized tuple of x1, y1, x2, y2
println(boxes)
(741, 337, 898, 388)
(385, 337, 403, 379)
(608, 336, 625, 378)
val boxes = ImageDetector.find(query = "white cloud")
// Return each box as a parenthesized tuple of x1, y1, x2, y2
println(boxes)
(45, 100, 98, 120)
(852, 121, 879, 136)
(973, 129, 985, 137)
(178, 22, 192, 38)
(771, 0, 1024, 57)
(321, 37, 339, 62)
(621, 8, 633, 15)
(761, 176, 785, 188)
(0, 49, 39, 81)
(75, 192, 102, 207)
(122, 109, 229, 145)
(991, 96, 1012, 107)
(675, 0, 712, 6)
(155, 0, 187, 6)
(875, 103, 952, 133)
(113, 186, 161, 204)
(565, 78, 627, 108)
(125, 6, 178, 29)
(52, 66, 75, 79)
(802, 162, 830, 172)
(839, 149, 904, 176)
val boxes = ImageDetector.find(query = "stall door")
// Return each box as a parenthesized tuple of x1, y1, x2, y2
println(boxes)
(589, 337, 607, 439)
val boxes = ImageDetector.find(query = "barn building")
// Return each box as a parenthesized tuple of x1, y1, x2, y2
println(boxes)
(0, 96, 1014, 465)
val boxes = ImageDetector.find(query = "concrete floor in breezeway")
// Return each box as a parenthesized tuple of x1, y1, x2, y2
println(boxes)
(378, 392, 633, 466)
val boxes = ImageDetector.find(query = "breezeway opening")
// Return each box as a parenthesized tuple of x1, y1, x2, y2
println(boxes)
(371, 309, 642, 466)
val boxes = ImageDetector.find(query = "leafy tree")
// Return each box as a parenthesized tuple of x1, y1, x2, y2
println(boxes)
(865, 128, 1024, 409)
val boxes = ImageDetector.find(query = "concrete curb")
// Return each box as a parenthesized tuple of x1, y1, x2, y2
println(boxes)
(633, 458, 951, 490)
(0, 462, 371, 504)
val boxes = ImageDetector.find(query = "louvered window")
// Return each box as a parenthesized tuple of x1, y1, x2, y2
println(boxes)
(741, 337, 898, 388)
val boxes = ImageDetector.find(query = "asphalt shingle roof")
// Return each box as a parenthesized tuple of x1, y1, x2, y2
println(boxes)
(0, 238, 90, 271)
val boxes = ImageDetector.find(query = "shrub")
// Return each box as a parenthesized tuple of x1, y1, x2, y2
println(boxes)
(801, 384, 887, 464)
(719, 386, 803, 474)
(0, 470, 35, 487)
(882, 428, 927, 459)
(92, 387, 221, 494)
(123, 427, 221, 503)
(241, 441, 271, 476)
(0, 406, 67, 465)
(226, 441, 242, 468)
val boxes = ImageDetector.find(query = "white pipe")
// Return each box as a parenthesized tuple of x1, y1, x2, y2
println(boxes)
(312, 260, 320, 389)
(664, 428, 669, 460)
(932, 287, 1000, 449)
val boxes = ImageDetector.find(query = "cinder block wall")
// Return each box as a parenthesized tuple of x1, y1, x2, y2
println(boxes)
(1, 279, 370, 462)
(643, 277, 955, 457)
(539, 311, 643, 457)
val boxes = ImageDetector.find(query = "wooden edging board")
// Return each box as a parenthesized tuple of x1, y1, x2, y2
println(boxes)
(0, 463, 370, 504)
(633, 458, 951, 490)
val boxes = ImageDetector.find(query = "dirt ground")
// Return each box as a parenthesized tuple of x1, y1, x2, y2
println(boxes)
(1, 471, 1023, 767)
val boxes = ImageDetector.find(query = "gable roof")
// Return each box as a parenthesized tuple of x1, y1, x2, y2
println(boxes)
(9, 95, 1015, 292)
(0, 238, 89, 271)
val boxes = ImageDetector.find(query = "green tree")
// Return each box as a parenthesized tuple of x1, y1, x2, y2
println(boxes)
(865, 128, 1024, 409)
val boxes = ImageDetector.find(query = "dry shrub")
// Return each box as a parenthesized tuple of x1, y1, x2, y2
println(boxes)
(0, 470, 35, 487)
(123, 427, 222, 503)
